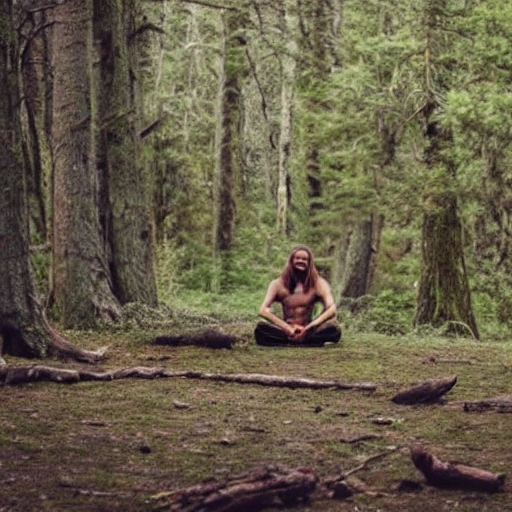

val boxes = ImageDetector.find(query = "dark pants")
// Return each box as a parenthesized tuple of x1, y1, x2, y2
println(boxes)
(254, 321, 341, 347)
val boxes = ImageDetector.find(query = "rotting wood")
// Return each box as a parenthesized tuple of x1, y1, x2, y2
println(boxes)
(463, 396, 512, 413)
(391, 375, 457, 405)
(0, 365, 377, 391)
(153, 328, 236, 349)
(153, 451, 399, 509)
(410, 445, 506, 493)
(150, 465, 317, 511)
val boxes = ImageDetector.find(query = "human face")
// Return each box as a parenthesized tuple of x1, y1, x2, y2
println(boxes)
(292, 249, 310, 273)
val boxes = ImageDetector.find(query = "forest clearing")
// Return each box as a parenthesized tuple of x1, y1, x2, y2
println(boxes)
(1, 308, 512, 512)
(2, 1, 512, 510)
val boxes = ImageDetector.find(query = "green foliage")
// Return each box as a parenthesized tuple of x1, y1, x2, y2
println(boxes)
(147, 0, 512, 339)
(343, 289, 416, 336)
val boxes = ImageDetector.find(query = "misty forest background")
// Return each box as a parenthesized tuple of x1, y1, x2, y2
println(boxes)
(2, 0, 512, 354)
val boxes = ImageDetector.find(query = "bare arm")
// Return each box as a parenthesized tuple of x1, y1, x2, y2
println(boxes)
(303, 277, 336, 333)
(258, 279, 295, 336)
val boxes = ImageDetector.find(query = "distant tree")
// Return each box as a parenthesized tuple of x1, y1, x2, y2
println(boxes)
(276, 0, 297, 235)
(212, 6, 249, 290)
(51, 0, 120, 328)
(296, 0, 337, 236)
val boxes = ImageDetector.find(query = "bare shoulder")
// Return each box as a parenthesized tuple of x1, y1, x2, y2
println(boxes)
(271, 277, 287, 293)
(316, 276, 331, 292)
(316, 276, 334, 300)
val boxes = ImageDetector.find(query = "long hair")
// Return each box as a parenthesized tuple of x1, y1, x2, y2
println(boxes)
(281, 245, 319, 293)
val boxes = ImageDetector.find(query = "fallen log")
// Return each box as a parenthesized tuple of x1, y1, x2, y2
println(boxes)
(410, 445, 505, 493)
(153, 328, 236, 349)
(391, 375, 457, 405)
(463, 396, 512, 413)
(0, 365, 377, 391)
(151, 465, 317, 511)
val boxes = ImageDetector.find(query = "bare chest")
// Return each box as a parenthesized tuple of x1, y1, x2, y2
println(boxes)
(280, 284, 317, 309)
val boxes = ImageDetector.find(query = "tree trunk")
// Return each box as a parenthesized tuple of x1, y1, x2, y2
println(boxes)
(413, 114, 478, 338)
(51, 0, 120, 328)
(276, 0, 297, 236)
(414, 189, 479, 338)
(341, 214, 383, 298)
(211, 8, 248, 290)
(297, 0, 339, 243)
(20, 9, 48, 241)
(413, 4, 479, 339)
(94, 0, 158, 306)
(0, 1, 47, 358)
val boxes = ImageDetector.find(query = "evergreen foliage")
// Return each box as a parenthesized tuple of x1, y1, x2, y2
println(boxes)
(11, 0, 512, 338)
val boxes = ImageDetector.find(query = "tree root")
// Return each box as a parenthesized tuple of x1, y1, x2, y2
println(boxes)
(42, 311, 108, 364)
(0, 364, 377, 390)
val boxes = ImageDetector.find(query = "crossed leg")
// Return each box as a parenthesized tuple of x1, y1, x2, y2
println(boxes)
(254, 321, 341, 347)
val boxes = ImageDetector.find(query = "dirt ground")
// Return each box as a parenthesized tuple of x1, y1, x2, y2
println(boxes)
(1, 325, 512, 511)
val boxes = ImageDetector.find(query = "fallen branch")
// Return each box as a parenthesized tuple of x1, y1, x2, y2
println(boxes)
(339, 434, 382, 444)
(0, 365, 377, 391)
(322, 447, 399, 499)
(391, 375, 457, 405)
(410, 445, 505, 493)
(151, 465, 317, 511)
(463, 396, 512, 413)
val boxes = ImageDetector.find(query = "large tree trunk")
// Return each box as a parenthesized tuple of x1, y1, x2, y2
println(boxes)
(0, 1, 47, 358)
(51, 0, 120, 328)
(413, 105, 478, 338)
(94, 0, 158, 306)
(414, 187, 478, 338)
(413, 4, 478, 339)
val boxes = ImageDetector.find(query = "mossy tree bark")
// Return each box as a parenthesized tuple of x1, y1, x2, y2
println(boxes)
(94, 0, 158, 306)
(0, 1, 47, 358)
(211, 7, 248, 291)
(276, 0, 297, 236)
(19, 7, 49, 242)
(340, 114, 393, 298)
(413, 2, 479, 338)
(341, 214, 383, 298)
(296, 0, 341, 244)
(51, 0, 120, 328)
(414, 185, 479, 338)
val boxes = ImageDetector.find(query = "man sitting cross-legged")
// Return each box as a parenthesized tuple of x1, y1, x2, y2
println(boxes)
(254, 245, 341, 347)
